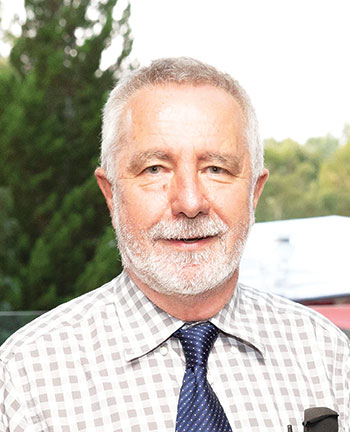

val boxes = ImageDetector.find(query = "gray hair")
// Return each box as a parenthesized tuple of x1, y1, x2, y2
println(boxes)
(101, 57, 264, 183)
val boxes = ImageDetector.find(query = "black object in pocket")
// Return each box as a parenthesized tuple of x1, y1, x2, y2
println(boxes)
(303, 407, 338, 432)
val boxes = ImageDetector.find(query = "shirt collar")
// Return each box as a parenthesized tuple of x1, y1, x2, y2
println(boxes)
(114, 271, 184, 362)
(210, 282, 266, 358)
(114, 272, 265, 362)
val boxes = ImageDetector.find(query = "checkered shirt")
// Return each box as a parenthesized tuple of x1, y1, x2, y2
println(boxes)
(1, 271, 349, 431)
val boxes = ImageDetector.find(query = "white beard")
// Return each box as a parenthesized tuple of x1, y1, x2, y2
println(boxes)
(112, 190, 253, 297)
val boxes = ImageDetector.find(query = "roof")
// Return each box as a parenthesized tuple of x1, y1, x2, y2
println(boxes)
(239, 216, 350, 301)
(309, 305, 350, 329)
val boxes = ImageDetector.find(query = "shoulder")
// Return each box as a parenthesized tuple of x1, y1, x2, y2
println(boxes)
(0, 275, 121, 365)
(238, 283, 350, 349)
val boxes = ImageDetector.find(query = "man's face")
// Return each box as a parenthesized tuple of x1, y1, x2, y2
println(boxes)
(105, 84, 266, 296)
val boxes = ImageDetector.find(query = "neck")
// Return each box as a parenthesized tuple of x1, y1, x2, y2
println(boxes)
(126, 269, 239, 321)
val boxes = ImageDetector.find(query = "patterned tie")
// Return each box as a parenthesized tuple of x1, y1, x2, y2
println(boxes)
(174, 322, 233, 432)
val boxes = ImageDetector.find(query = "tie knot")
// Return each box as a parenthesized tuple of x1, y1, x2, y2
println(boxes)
(174, 322, 219, 369)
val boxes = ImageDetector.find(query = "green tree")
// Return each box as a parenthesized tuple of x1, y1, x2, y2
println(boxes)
(255, 134, 350, 222)
(305, 134, 339, 160)
(0, 187, 22, 310)
(256, 138, 324, 221)
(0, 0, 131, 309)
(0, 59, 23, 310)
(319, 142, 350, 216)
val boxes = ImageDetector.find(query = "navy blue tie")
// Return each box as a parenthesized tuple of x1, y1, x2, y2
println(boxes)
(174, 322, 233, 432)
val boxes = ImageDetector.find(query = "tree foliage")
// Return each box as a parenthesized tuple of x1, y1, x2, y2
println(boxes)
(319, 142, 350, 215)
(255, 132, 350, 222)
(0, 0, 131, 310)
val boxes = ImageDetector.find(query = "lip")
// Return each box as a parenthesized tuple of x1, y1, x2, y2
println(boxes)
(159, 236, 217, 250)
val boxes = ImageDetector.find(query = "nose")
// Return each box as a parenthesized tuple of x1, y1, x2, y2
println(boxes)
(169, 171, 210, 218)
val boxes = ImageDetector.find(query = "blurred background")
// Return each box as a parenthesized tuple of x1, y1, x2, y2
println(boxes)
(0, 0, 349, 343)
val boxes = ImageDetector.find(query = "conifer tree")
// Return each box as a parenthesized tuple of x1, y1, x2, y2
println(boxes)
(0, 0, 131, 309)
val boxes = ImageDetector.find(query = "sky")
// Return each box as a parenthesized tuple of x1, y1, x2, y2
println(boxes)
(1, 0, 350, 143)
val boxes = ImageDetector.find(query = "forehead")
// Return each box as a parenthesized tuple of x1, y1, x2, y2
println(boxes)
(119, 83, 246, 156)
(126, 82, 243, 127)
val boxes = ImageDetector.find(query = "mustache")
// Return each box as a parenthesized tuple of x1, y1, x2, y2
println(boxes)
(148, 214, 229, 241)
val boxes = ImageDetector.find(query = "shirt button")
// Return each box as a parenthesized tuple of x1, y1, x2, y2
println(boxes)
(160, 346, 168, 356)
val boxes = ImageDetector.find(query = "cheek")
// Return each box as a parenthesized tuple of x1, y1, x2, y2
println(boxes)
(208, 185, 252, 223)
(120, 183, 169, 228)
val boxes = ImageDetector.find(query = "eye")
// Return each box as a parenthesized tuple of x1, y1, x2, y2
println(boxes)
(145, 165, 162, 174)
(207, 166, 226, 174)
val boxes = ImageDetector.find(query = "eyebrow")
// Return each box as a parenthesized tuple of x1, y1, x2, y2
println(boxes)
(127, 150, 172, 173)
(126, 150, 243, 174)
(198, 152, 243, 173)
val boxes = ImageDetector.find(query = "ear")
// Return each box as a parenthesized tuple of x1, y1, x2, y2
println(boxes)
(95, 167, 115, 218)
(252, 168, 269, 210)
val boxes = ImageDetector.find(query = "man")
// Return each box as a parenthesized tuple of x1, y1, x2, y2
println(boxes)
(1, 57, 349, 431)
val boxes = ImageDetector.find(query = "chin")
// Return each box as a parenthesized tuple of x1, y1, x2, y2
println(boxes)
(141, 261, 238, 298)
